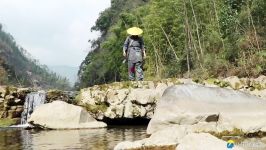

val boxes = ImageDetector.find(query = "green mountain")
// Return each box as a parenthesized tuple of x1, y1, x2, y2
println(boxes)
(0, 24, 71, 90)
(78, 0, 266, 88)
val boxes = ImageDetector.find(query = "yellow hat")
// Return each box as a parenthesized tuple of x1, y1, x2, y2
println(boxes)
(127, 27, 143, 35)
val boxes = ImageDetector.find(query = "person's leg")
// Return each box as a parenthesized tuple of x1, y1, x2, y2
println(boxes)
(135, 61, 144, 81)
(128, 61, 135, 81)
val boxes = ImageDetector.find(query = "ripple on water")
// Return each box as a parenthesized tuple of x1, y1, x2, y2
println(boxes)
(0, 126, 147, 150)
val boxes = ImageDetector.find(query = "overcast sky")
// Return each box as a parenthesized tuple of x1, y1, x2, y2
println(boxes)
(0, 0, 110, 67)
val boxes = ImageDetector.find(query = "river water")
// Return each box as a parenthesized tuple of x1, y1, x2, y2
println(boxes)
(0, 126, 147, 150)
(1, 126, 266, 150)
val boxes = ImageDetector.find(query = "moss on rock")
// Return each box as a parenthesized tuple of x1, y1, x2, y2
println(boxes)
(0, 118, 18, 127)
(84, 102, 109, 114)
(46, 89, 70, 103)
(74, 92, 81, 105)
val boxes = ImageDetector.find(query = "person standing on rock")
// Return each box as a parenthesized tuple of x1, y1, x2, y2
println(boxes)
(123, 27, 146, 81)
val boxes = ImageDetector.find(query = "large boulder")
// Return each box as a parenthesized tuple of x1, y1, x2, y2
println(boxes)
(28, 101, 107, 129)
(78, 78, 266, 122)
(147, 84, 266, 135)
(114, 127, 244, 150)
(176, 133, 244, 150)
(223, 76, 243, 89)
(114, 126, 187, 150)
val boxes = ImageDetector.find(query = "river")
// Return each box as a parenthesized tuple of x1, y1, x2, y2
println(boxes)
(0, 126, 146, 150)
(1, 126, 266, 150)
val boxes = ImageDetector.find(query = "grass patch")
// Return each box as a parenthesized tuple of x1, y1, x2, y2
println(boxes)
(205, 78, 218, 84)
(0, 118, 17, 127)
(211, 128, 245, 139)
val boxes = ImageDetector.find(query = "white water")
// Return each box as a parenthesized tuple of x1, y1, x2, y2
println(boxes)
(20, 91, 46, 125)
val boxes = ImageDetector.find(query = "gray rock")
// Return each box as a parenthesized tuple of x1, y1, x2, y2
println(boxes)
(14, 99, 22, 103)
(124, 101, 133, 118)
(148, 81, 155, 89)
(0, 86, 5, 96)
(106, 89, 129, 105)
(10, 106, 17, 110)
(0, 98, 4, 103)
(5, 95, 14, 100)
(224, 76, 243, 89)
(176, 133, 244, 150)
(114, 126, 187, 150)
(15, 106, 24, 114)
(79, 78, 266, 122)
(132, 105, 141, 117)
(105, 89, 119, 105)
(147, 84, 266, 135)
(254, 75, 266, 89)
(128, 89, 157, 105)
(114, 127, 244, 150)
(155, 83, 168, 96)
(140, 106, 146, 117)
(249, 89, 266, 100)
(104, 105, 124, 119)
(261, 137, 266, 143)
(28, 101, 107, 129)
(177, 78, 195, 84)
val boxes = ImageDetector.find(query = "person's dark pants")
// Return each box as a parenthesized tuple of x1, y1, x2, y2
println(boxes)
(128, 61, 144, 81)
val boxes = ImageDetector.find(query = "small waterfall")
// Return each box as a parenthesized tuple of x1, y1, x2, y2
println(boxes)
(21, 91, 46, 125)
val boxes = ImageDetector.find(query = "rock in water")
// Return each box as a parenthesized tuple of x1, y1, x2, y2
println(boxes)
(28, 101, 107, 129)
(147, 84, 266, 135)
(176, 133, 244, 150)
(114, 127, 244, 150)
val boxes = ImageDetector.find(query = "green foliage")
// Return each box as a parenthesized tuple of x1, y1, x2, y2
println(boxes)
(0, 28, 71, 90)
(77, 0, 266, 88)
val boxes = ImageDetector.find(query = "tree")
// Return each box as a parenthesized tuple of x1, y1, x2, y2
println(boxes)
(77, 0, 266, 88)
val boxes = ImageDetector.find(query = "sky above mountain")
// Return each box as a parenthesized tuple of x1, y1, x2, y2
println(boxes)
(0, 0, 110, 67)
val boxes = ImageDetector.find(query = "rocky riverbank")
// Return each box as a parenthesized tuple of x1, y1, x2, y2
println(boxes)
(1, 75, 265, 127)
(0, 86, 32, 126)
(77, 76, 266, 124)
(114, 83, 266, 150)
(0, 86, 77, 127)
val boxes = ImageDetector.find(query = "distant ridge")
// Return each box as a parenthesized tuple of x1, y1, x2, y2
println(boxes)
(0, 23, 71, 90)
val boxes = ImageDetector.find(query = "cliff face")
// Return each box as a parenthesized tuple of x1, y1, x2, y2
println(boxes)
(77, 76, 266, 124)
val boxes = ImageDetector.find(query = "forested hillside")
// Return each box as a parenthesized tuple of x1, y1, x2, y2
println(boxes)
(77, 0, 266, 88)
(0, 24, 71, 90)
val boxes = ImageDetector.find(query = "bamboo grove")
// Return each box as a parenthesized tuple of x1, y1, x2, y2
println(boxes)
(77, 0, 266, 88)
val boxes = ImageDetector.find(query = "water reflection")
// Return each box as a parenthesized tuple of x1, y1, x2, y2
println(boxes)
(0, 128, 24, 150)
(2, 127, 266, 150)
(0, 126, 147, 150)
